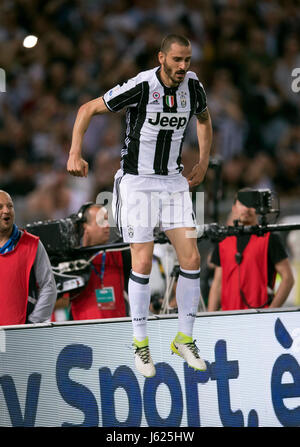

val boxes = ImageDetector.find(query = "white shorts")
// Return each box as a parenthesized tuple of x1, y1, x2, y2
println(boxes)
(112, 169, 196, 243)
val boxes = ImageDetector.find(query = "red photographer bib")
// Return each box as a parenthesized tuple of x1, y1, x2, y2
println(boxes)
(219, 233, 272, 310)
(71, 251, 126, 320)
(0, 231, 39, 325)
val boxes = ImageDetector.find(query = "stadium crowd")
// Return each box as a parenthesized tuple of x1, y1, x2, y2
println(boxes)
(0, 0, 300, 226)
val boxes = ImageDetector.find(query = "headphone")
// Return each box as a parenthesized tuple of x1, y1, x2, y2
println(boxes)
(76, 202, 94, 222)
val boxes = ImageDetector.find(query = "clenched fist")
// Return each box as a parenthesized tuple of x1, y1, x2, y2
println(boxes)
(67, 154, 89, 177)
(187, 162, 208, 187)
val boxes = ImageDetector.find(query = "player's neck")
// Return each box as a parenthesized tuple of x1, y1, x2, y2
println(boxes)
(158, 67, 178, 89)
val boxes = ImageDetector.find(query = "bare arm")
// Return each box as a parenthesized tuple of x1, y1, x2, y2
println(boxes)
(67, 97, 110, 177)
(269, 258, 295, 308)
(207, 266, 222, 311)
(187, 108, 213, 187)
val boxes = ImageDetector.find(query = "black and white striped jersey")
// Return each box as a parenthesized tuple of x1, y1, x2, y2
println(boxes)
(103, 66, 207, 176)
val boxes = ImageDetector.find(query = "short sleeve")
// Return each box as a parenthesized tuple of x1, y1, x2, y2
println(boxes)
(210, 244, 221, 266)
(188, 73, 207, 115)
(103, 77, 145, 112)
(194, 80, 207, 114)
(268, 233, 288, 265)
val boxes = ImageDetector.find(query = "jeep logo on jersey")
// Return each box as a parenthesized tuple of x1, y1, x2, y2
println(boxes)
(148, 112, 188, 130)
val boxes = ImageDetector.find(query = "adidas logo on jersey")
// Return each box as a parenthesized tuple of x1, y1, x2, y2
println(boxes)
(148, 112, 188, 130)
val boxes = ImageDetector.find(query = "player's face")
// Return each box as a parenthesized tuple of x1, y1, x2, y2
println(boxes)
(159, 43, 192, 87)
(232, 200, 257, 226)
(0, 192, 15, 235)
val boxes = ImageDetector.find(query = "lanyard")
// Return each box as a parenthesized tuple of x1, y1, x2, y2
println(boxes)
(91, 251, 106, 289)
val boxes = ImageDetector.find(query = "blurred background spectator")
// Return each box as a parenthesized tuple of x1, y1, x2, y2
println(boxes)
(0, 0, 300, 227)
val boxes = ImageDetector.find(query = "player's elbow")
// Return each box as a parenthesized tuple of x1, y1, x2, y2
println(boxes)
(79, 97, 108, 117)
(78, 101, 95, 119)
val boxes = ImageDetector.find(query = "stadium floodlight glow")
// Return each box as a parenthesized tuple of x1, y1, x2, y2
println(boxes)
(23, 35, 38, 48)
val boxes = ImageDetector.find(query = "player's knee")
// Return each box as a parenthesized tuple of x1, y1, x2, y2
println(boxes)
(132, 262, 152, 275)
(130, 242, 154, 275)
(132, 258, 152, 275)
(180, 251, 200, 271)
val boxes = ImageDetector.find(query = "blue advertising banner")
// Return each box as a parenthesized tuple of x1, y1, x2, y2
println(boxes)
(0, 309, 300, 427)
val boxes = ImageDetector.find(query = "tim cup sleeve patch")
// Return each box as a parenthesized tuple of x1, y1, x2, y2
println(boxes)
(103, 79, 144, 112)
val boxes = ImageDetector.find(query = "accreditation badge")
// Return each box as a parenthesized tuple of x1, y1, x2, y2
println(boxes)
(95, 287, 116, 310)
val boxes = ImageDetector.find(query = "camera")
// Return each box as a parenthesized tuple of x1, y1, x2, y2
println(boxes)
(26, 216, 82, 257)
(26, 203, 94, 295)
(237, 189, 279, 217)
(25, 202, 93, 260)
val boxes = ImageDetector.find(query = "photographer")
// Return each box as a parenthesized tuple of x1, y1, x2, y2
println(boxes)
(68, 203, 131, 320)
(207, 188, 294, 311)
(0, 190, 57, 325)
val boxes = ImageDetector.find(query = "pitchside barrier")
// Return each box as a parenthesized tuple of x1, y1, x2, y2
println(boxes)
(0, 308, 300, 427)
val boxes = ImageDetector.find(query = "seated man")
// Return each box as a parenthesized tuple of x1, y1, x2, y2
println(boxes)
(0, 190, 57, 325)
(70, 203, 131, 320)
